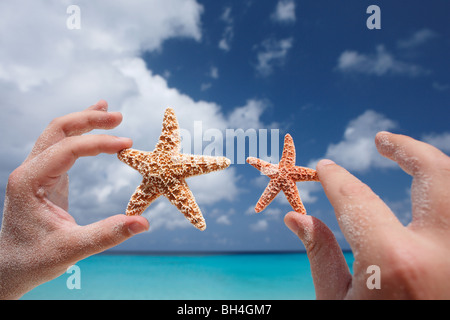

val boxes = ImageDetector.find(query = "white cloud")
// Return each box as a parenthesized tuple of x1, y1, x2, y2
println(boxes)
(307, 110, 450, 174)
(0, 0, 273, 231)
(188, 168, 239, 204)
(200, 66, 219, 91)
(337, 45, 428, 77)
(245, 205, 256, 215)
(255, 37, 293, 76)
(0, 0, 205, 167)
(220, 6, 233, 25)
(309, 110, 398, 172)
(218, 34, 232, 52)
(297, 181, 320, 204)
(0, 0, 203, 93)
(209, 66, 219, 79)
(432, 81, 450, 92)
(216, 215, 232, 226)
(397, 29, 437, 49)
(263, 207, 284, 218)
(338, 30, 437, 78)
(218, 7, 234, 51)
(422, 132, 450, 153)
(271, 0, 296, 23)
(227, 99, 269, 130)
(250, 219, 268, 231)
(200, 82, 212, 91)
(143, 200, 193, 231)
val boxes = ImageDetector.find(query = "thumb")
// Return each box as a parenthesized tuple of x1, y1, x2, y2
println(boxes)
(284, 212, 352, 299)
(70, 214, 149, 260)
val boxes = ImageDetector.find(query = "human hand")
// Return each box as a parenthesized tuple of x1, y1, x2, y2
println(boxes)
(285, 132, 450, 299)
(0, 100, 149, 299)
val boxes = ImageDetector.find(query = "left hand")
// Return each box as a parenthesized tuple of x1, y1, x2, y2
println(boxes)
(0, 100, 149, 300)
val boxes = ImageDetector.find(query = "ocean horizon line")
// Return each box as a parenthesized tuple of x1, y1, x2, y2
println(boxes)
(99, 249, 353, 256)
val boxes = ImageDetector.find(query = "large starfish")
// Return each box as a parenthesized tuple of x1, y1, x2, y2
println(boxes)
(118, 108, 230, 231)
(247, 134, 319, 215)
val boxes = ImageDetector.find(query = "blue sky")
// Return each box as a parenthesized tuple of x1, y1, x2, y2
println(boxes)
(0, 0, 449, 253)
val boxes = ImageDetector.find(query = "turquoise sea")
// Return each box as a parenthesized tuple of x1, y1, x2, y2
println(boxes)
(21, 252, 354, 300)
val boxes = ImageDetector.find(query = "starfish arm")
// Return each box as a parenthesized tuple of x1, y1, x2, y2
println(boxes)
(155, 108, 181, 153)
(118, 148, 152, 173)
(126, 178, 161, 216)
(279, 134, 296, 169)
(179, 154, 231, 177)
(255, 179, 282, 213)
(164, 179, 206, 231)
(282, 179, 307, 215)
(289, 166, 319, 182)
(246, 157, 279, 178)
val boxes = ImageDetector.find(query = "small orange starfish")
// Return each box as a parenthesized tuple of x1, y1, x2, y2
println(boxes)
(247, 134, 319, 214)
(118, 108, 230, 231)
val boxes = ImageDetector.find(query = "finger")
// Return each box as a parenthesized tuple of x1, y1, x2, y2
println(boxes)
(86, 99, 109, 112)
(317, 159, 402, 253)
(28, 135, 132, 187)
(285, 212, 352, 299)
(375, 131, 450, 176)
(56, 110, 123, 137)
(376, 131, 450, 227)
(28, 101, 122, 159)
(68, 215, 149, 260)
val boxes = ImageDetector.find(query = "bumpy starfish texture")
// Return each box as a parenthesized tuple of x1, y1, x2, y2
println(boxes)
(247, 134, 319, 215)
(118, 108, 230, 231)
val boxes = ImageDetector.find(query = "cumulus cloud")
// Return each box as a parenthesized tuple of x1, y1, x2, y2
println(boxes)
(271, 0, 296, 24)
(216, 215, 232, 226)
(255, 37, 293, 76)
(250, 219, 268, 232)
(307, 110, 450, 175)
(337, 45, 428, 77)
(227, 99, 270, 130)
(218, 7, 234, 51)
(0, 0, 204, 189)
(422, 132, 450, 154)
(397, 29, 437, 49)
(0, 0, 270, 231)
(308, 110, 398, 172)
(0, 0, 203, 92)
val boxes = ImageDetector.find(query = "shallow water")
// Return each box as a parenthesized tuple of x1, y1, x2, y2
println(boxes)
(21, 252, 354, 300)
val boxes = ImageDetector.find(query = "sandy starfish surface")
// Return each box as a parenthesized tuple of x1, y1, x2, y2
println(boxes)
(118, 108, 230, 231)
(247, 134, 319, 215)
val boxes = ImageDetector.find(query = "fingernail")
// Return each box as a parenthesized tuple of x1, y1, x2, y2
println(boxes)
(285, 213, 316, 248)
(95, 100, 108, 111)
(317, 159, 335, 167)
(116, 136, 133, 144)
(285, 215, 299, 234)
(128, 222, 147, 235)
